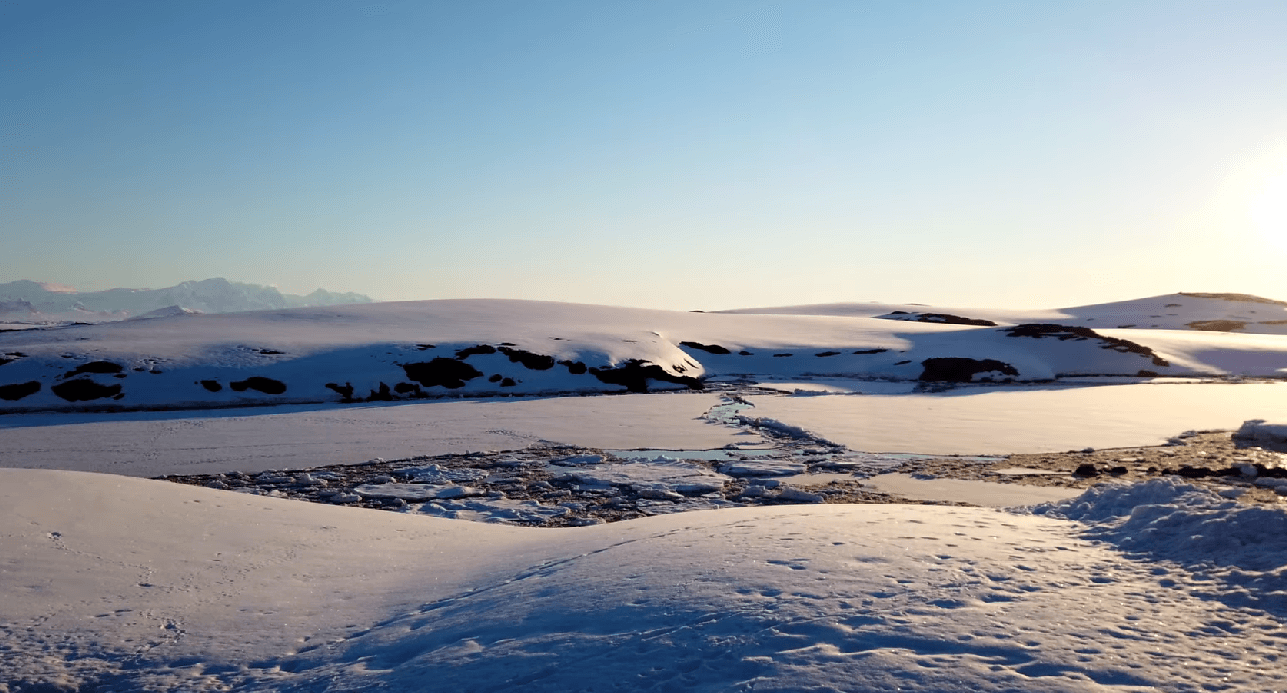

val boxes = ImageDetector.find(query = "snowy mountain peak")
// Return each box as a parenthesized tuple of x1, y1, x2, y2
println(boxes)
(0, 278, 374, 322)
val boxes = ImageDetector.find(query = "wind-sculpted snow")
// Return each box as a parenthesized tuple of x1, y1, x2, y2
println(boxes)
(1029, 478, 1287, 615)
(1, 297, 1285, 411)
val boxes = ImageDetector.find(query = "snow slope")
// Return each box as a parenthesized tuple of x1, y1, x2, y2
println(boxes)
(2, 297, 1285, 412)
(3, 468, 1285, 692)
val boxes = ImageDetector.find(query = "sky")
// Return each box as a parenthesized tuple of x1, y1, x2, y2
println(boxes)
(2, 0, 1286, 311)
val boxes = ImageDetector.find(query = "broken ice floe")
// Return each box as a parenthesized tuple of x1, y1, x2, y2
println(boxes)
(557, 458, 731, 494)
(397, 464, 490, 484)
(1234, 419, 1287, 453)
(416, 498, 579, 524)
(718, 459, 808, 477)
(548, 454, 604, 467)
(353, 483, 486, 501)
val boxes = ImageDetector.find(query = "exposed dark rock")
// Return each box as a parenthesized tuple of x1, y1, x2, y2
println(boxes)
(229, 376, 288, 395)
(1074, 463, 1100, 477)
(1004, 324, 1170, 367)
(114, 373, 127, 378)
(559, 360, 588, 375)
(0, 358, 14, 367)
(326, 382, 355, 400)
(488, 374, 503, 383)
(589, 359, 703, 393)
(895, 360, 911, 365)
(815, 351, 841, 357)
(500, 377, 517, 387)
(679, 341, 732, 355)
(1186, 320, 1246, 332)
(919, 357, 1019, 383)
(394, 382, 420, 395)
(1179, 292, 1287, 306)
(497, 346, 556, 370)
(63, 360, 124, 378)
(415, 344, 436, 351)
(0, 381, 40, 401)
(880, 312, 997, 326)
(258, 349, 284, 355)
(1137, 370, 1159, 377)
(199, 380, 222, 392)
(853, 348, 887, 355)
(773, 353, 792, 358)
(368, 382, 395, 401)
(455, 344, 497, 359)
(51, 378, 121, 402)
(402, 358, 484, 389)
(1108, 466, 1129, 475)
(739, 350, 753, 356)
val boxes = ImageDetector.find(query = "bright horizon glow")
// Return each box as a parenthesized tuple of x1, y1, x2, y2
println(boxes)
(3, 1, 1287, 311)
(1249, 166, 1287, 253)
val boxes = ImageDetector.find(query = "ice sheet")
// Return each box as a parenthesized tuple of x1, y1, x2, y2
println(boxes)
(747, 382, 1287, 454)
(0, 393, 738, 476)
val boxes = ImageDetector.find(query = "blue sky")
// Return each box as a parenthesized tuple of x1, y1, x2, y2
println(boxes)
(3, 0, 1286, 310)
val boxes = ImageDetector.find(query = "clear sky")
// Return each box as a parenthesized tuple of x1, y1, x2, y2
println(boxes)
(3, 0, 1286, 310)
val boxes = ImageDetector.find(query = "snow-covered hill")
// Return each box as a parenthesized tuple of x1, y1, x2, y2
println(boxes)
(2, 297, 1285, 411)
(722, 292, 1287, 334)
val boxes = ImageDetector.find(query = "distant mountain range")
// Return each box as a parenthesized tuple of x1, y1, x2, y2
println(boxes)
(0, 278, 373, 321)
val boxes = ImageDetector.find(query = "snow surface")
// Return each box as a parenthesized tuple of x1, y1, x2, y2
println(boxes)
(4, 468, 1287, 692)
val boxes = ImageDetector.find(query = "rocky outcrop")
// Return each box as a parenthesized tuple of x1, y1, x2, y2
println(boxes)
(919, 358, 1019, 383)
(1005, 324, 1170, 367)
(880, 311, 997, 326)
